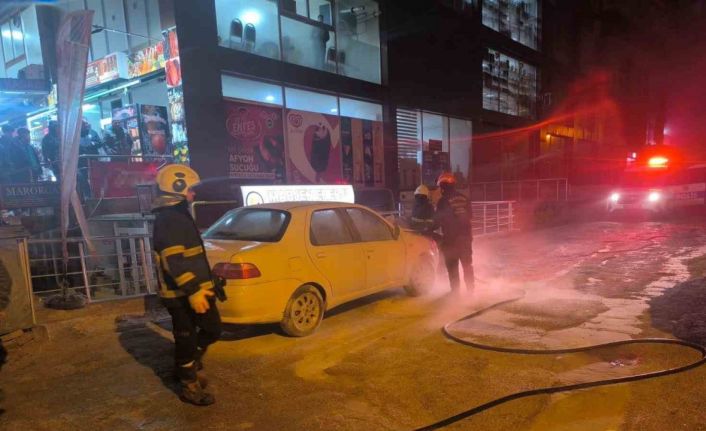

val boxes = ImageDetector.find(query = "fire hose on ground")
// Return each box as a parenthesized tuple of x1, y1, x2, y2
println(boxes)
(415, 291, 706, 430)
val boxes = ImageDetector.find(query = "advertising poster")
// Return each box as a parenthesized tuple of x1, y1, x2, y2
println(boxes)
(163, 27, 189, 164)
(341, 117, 354, 183)
(373, 120, 385, 187)
(340, 117, 385, 187)
(139, 105, 170, 156)
(286, 110, 342, 184)
(224, 101, 285, 182)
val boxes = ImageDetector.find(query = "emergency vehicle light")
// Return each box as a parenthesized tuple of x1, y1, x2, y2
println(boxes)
(610, 193, 620, 203)
(648, 156, 669, 168)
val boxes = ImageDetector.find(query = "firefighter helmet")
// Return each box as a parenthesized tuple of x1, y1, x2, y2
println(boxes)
(156, 164, 201, 196)
(414, 184, 430, 197)
(436, 172, 456, 187)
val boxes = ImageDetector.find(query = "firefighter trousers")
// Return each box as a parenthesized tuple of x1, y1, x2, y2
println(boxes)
(167, 297, 222, 369)
(443, 244, 474, 291)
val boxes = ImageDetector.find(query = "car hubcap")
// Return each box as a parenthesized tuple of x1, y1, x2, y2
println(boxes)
(291, 292, 320, 331)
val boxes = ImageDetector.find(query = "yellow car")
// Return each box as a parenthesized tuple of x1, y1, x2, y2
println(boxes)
(203, 202, 437, 336)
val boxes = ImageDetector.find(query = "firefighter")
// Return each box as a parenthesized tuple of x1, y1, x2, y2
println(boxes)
(434, 172, 474, 293)
(410, 184, 435, 233)
(152, 164, 221, 406)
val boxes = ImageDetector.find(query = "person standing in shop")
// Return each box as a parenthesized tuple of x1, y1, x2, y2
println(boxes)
(0, 125, 16, 183)
(16, 128, 42, 182)
(42, 121, 61, 182)
(434, 172, 474, 294)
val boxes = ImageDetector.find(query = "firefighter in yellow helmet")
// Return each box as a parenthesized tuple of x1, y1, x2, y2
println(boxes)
(434, 172, 474, 293)
(152, 164, 221, 406)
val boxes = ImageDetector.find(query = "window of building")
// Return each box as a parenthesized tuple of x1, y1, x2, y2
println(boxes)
(482, 49, 538, 118)
(222, 74, 284, 105)
(215, 0, 281, 60)
(339, 97, 382, 121)
(482, 0, 540, 50)
(1, 14, 27, 72)
(281, 15, 335, 72)
(284, 87, 337, 114)
(216, 0, 381, 83)
(397, 108, 472, 190)
(336, 0, 381, 83)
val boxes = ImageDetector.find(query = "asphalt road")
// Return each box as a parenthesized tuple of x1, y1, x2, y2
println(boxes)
(2, 218, 706, 430)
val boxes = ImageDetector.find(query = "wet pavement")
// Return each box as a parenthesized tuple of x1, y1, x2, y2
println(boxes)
(2, 219, 706, 430)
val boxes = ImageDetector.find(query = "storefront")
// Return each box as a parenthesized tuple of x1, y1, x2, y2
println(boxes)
(221, 74, 386, 188)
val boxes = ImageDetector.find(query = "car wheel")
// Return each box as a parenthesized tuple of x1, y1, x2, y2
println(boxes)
(280, 285, 325, 337)
(404, 255, 435, 297)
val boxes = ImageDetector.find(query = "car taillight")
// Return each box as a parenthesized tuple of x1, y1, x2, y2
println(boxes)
(212, 263, 261, 279)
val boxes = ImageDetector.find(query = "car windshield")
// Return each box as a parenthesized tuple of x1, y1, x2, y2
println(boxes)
(203, 208, 290, 242)
(619, 170, 668, 188)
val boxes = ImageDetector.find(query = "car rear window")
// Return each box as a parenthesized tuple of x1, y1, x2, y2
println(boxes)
(203, 208, 290, 242)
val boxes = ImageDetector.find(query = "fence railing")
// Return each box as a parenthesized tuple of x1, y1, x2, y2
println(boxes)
(27, 233, 156, 303)
(470, 178, 569, 202)
(471, 201, 515, 236)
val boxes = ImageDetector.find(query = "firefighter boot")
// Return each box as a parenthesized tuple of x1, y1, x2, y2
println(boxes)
(178, 362, 215, 406)
(194, 347, 208, 389)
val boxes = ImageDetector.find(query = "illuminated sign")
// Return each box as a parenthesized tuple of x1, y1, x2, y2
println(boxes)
(86, 52, 129, 88)
(129, 42, 166, 79)
(240, 185, 355, 206)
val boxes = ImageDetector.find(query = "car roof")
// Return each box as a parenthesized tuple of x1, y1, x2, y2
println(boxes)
(245, 201, 364, 211)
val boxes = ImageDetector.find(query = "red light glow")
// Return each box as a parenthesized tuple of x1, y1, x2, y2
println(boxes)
(648, 156, 669, 168)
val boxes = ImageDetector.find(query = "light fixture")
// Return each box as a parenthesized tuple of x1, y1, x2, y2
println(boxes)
(82, 103, 97, 112)
(610, 193, 620, 203)
(330, 108, 338, 113)
(265, 95, 275, 102)
(240, 10, 262, 25)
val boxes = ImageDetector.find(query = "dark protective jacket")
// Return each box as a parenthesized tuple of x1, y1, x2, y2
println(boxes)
(411, 196, 435, 232)
(152, 195, 214, 307)
(434, 190, 473, 255)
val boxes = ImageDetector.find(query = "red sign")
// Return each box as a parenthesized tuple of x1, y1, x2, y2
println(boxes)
(89, 161, 160, 198)
(129, 42, 165, 78)
(86, 52, 129, 88)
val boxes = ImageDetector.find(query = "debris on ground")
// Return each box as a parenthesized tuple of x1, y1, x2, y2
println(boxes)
(649, 277, 706, 345)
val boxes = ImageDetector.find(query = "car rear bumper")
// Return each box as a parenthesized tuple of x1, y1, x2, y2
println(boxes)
(218, 279, 302, 324)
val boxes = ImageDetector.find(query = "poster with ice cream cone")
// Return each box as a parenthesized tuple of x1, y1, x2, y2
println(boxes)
(286, 109, 342, 184)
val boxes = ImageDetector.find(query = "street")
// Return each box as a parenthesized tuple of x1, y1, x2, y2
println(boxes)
(2, 217, 706, 430)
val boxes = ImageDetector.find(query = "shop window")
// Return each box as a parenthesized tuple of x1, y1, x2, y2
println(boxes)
(281, 16, 335, 72)
(483, 49, 537, 118)
(310, 0, 333, 24)
(339, 97, 382, 121)
(482, 0, 540, 50)
(336, 0, 381, 83)
(285, 87, 337, 114)
(222, 74, 284, 105)
(422, 113, 448, 152)
(216, 0, 281, 60)
(450, 118, 472, 185)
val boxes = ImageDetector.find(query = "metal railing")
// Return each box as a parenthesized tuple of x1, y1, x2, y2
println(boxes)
(27, 233, 157, 303)
(471, 201, 515, 236)
(470, 178, 569, 202)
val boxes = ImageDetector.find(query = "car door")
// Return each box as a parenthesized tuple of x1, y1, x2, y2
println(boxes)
(306, 208, 367, 303)
(344, 207, 406, 292)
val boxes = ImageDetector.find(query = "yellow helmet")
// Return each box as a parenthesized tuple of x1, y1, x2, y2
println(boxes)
(156, 164, 200, 196)
(414, 184, 430, 197)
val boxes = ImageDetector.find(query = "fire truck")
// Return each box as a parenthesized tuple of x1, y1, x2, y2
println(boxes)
(607, 146, 706, 214)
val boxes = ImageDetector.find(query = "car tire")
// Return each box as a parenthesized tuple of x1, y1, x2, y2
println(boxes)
(404, 255, 435, 297)
(280, 285, 325, 337)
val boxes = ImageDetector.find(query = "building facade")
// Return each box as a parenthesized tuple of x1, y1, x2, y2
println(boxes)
(1, 0, 548, 196)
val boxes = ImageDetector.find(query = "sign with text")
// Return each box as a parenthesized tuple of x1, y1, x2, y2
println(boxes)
(0, 182, 60, 209)
(85, 51, 129, 88)
(224, 101, 285, 181)
(241, 185, 355, 206)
